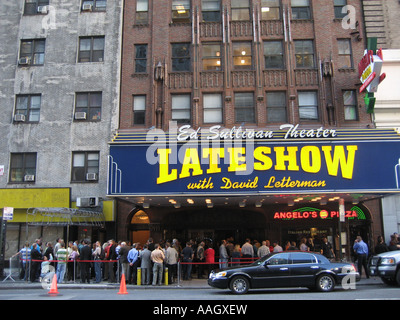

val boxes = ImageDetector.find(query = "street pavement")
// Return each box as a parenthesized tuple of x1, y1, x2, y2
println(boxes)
(0, 274, 383, 290)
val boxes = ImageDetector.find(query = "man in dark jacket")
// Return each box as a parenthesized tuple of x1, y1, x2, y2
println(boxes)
(108, 239, 117, 283)
(79, 240, 92, 284)
(30, 243, 42, 282)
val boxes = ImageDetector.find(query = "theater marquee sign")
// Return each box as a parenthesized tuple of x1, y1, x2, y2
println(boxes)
(108, 124, 400, 196)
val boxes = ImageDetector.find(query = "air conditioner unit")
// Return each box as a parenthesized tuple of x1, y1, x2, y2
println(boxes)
(37, 5, 48, 14)
(74, 112, 87, 120)
(82, 4, 93, 11)
(18, 57, 31, 65)
(86, 173, 98, 181)
(14, 114, 26, 122)
(24, 175, 35, 182)
(77, 197, 99, 207)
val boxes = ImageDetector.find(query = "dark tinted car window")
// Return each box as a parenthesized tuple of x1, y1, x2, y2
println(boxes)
(291, 253, 315, 264)
(267, 253, 290, 265)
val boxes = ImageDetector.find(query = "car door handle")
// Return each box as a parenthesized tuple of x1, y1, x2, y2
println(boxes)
(310, 266, 319, 269)
(280, 267, 289, 271)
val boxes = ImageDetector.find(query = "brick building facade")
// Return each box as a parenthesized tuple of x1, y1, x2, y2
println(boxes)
(113, 0, 387, 258)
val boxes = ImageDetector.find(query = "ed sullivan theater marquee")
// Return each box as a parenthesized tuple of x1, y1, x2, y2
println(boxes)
(108, 123, 400, 256)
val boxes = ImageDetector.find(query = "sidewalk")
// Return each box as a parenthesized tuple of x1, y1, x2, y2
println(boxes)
(0, 275, 383, 290)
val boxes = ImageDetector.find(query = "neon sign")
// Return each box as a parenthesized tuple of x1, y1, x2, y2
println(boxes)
(273, 206, 366, 221)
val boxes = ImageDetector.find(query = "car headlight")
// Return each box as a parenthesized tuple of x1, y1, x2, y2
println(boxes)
(215, 271, 227, 278)
(380, 258, 395, 265)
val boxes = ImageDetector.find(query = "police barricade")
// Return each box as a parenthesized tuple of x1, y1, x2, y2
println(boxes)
(2, 256, 21, 282)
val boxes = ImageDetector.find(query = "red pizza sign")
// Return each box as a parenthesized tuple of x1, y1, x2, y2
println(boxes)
(358, 49, 386, 94)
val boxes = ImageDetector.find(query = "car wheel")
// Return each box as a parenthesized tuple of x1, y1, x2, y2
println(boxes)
(316, 274, 335, 292)
(229, 276, 249, 294)
(396, 270, 400, 286)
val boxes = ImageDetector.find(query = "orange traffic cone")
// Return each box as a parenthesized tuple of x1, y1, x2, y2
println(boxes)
(118, 273, 128, 295)
(48, 274, 59, 295)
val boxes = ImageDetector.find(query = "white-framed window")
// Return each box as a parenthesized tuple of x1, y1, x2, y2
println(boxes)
(298, 91, 318, 120)
(203, 93, 223, 123)
(172, 94, 191, 124)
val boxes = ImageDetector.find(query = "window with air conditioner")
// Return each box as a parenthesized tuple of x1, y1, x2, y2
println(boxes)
(75, 92, 102, 121)
(14, 94, 41, 123)
(71, 151, 99, 182)
(9, 153, 37, 183)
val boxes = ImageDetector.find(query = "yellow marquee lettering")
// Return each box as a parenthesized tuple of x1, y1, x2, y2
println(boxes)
(274, 147, 300, 171)
(202, 148, 225, 174)
(157, 149, 177, 184)
(179, 148, 203, 179)
(322, 145, 358, 179)
(254, 147, 273, 171)
(300, 146, 321, 173)
(227, 147, 247, 172)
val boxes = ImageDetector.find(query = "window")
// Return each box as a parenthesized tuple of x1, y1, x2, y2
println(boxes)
(231, 0, 250, 21)
(78, 36, 105, 63)
(81, 0, 107, 11)
(202, 44, 222, 71)
(343, 90, 358, 120)
(264, 41, 284, 69)
(172, 43, 191, 72)
(235, 93, 255, 123)
(203, 93, 223, 123)
(24, 0, 49, 15)
(15, 94, 41, 123)
(298, 91, 318, 120)
(266, 92, 287, 122)
(295, 40, 314, 68)
(75, 92, 102, 121)
(9, 153, 37, 183)
(136, 0, 149, 24)
(172, 94, 191, 124)
(135, 44, 147, 73)
(334, 0, 347, 19)
(19, 39, 45, 66)
(261, 0, 281, 20)
(267, 253, 290, 265)
(71, 152, 99, 182)
(172, 0, 191, 23)
(133, 95, 146, 125)
(233, 42, 252, 70)
(291, 0, 311, 20)
(202, 0, 221, 22)
(338, 39, 352, 69)
(291, 253, 315, 264)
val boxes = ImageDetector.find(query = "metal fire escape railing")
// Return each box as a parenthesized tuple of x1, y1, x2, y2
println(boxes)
(26, 207, 105, 227)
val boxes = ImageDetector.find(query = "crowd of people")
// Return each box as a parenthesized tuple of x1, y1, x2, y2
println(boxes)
(12, 233, 400, 284)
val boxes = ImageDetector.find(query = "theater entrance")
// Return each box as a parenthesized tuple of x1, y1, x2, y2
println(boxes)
(160, 208, 267, 246)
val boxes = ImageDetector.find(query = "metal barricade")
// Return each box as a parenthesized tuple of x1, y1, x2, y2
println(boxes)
(2, 256, 21, 282)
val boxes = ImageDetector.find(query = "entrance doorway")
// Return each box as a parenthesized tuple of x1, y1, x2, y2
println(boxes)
(129, 210, 150, 245)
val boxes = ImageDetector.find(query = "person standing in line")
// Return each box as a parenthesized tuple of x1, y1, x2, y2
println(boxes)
(196, 241, 205, 279)
(353, 236, 370, 278)
(219, 240, 228, 268)
(12, 242, 31, 281)
(118, 242, 130, 282)
(321, 237, 335, 261)
(30, 243, 42, 283)
(241, 239, 254, 260)
(165, 242, 178, 283)
(79, 240, 92, 284)
(92, 241, 102, 283)
(272, 241, 283, 252)
(257, 241, 270, 258)
(181, 242, 194, 280)
(204, 243, 215, 275)
(140, 244, 152, 285)
(108, 239, 117, 283)
(55, 241, 67, 283)
(127, 243, 140, 284)
(151, 244, 165, 286)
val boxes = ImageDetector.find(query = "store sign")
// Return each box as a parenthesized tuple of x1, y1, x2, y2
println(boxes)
(108, 126, 400, 196)
(358, 49, 386, 93)
(273, 206, 366, 221)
